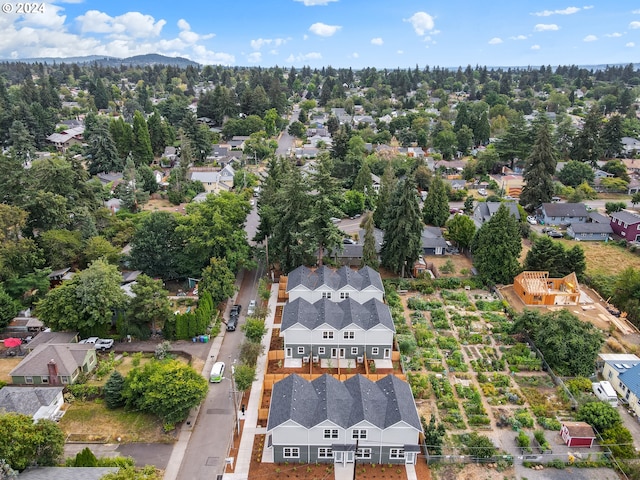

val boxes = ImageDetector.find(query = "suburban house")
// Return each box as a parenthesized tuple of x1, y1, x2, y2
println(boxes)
(610, 210, 640, 243)
(421, 227, 447, 256)
(537, 203, 589, 226)
(10, 343, 97, 385)
(561, 422, 596, 448)
(189, 165, 235, 193)
(4, 314, 44, 336)
(46, 126, 85, 152)
(513, 271, 580, 306)
(566, 223, 612, 241)
(621, 137, 640, 157)
(472, 201, 520, 228)
(266, 373, 422, 465)
(0, 386, 64, 421)
(609, 361, 640, 417)
(285, 265, 384, 304)
(279, 297, 395, 361)
(23, 331, 79, 353)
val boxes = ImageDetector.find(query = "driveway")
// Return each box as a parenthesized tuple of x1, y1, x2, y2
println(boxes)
(619, 405, 640, 452)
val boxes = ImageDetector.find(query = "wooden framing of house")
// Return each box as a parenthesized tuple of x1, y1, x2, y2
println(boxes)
(513, 271, 580, 306)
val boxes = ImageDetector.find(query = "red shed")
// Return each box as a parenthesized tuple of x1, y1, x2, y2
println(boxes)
(561, 421, 596, 448)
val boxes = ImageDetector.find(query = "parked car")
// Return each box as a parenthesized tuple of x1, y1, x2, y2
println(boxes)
(478, 188, 488, 196)
(79, 337, 99, 345)
(526, 215, 537, 225)
(95, 338, 114, 351)
(247, 300, 256, 315)
(230, 304, 242, 317)
(546, 230, 563, 238)
(343, 238, 356, 244)
(226, 316, 238, 331)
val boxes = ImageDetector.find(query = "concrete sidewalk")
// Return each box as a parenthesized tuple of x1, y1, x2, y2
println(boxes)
(223, 282, 279, 480)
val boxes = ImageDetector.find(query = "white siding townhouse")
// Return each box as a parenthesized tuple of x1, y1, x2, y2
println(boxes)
(280, 297, 395, 361)
(601, 354, 640, 416)
(286, 265, 384, 304)
(267, 373, 422, 465)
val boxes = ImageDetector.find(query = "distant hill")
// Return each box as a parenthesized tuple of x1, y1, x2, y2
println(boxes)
(2, 53, 200, 67)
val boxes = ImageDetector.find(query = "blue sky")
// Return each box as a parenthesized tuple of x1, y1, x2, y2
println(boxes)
(1, 1, 639, 68)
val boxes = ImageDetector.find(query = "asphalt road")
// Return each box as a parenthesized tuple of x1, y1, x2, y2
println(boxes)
(175, 264, 264, 479)
(275, 107, 299, 156)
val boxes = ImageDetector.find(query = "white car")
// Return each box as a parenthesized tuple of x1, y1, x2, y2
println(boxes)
(526, 215, 537, 225)
(247, 300, 256, 315)
(478, 189, 487, 196)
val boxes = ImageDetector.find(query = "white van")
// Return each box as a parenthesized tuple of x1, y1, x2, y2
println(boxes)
(593, 381, 618, 407)
(210, 361, 225, 383)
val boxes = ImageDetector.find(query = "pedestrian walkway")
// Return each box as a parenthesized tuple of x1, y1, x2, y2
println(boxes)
(333, 463, 354, 480)
(163, 271, 244, 480)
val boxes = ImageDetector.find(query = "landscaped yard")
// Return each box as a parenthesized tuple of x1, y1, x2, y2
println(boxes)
(0, 357, 23, 384)
(59, 400, 175, 443)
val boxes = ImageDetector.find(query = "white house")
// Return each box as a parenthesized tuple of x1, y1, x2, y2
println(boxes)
(600, 354, 640, 416)
(266, 373, 422, 465)
(280, 297, 394, 361)
(285, 265, 384, 304)
(0, 386, 64, 421)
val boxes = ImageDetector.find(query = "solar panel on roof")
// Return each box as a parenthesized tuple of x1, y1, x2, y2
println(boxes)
(615, 364, 625, 369)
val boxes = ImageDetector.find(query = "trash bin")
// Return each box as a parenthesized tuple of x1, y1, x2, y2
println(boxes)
(192, 337, 197, 343)
(203, 335, 209, 343)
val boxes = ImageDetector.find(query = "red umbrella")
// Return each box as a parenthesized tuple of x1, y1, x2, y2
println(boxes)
(3, 338, 22, 348)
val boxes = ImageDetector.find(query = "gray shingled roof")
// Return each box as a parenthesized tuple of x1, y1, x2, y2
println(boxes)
(568, 223, 613, 234)
(475, 202, 520, 222)
(611, 210, 640, 225)
(286, 266, 384, 294)
(541, 202, 588, 217)
(0, 386, 64, 416)
(267, 373, 422, 432)
(10, 343, 93, 377)
(280, 297, 395, 333)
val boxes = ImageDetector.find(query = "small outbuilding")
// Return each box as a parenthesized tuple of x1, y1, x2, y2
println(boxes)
(561, 421, 596, 448)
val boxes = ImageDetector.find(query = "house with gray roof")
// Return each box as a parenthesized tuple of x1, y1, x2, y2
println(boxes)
(421, 226, 447, 255)
(280, 297, 394, 361)
(0, 386, 64, 421)
(566, 222, 612, 241)
(286, 265, 384, 304)
(24, 331, 79, 353)
(10, 343, 97, 386)
(610, 210, 640, 243)
(538, 203, 589, 226)
(266, 373, 422, 465)
(473, 201, 520, 228)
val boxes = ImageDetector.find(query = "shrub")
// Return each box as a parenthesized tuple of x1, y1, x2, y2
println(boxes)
(516, 430, 531, 450)
(74, 447, 97, 467)
(104, 371, 125, 409)
(67, 384, 102, 401)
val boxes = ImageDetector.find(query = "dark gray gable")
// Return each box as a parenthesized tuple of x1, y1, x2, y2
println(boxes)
(542, 202, 588, 218)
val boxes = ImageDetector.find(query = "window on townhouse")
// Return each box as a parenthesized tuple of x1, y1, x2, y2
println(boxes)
(356, 448, 372, 459)
(351, 347, 358, 355)
(323, 331, 334, 339)
(322, 292, 332, 299)
(340, 292, 350, 299)
(371, 347, 379, 356)
(343, 331, 354, 340)
(297, 346, 305, 355)
(323, 429, 338, 439)
(318, 347, 325, 355)
(352, 429, 367, 439)
(283, 447, 300, 458)
(318, 447, 333, 458)
(390, 448, 405, 459)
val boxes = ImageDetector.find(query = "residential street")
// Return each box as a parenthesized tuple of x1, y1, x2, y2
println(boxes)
(173, 263, 263, 479)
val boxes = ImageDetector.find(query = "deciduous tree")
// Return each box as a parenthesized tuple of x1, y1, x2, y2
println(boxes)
(445, 214, 475, 252)
(0, 413, 64, 470)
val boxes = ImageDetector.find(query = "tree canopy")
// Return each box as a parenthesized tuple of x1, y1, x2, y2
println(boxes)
(0, 413, 64, 470)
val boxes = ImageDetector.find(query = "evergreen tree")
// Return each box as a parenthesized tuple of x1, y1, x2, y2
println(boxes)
(352, 161, 373, 193)
(8, 120, 35, 165)
(380, 178, 423, 277)
(147, 111, 169, 157)
(360, 212, 379, 269)
(495, 112, 531, 169)
(87, 121, 121, 175)
(373, 164, 396, 228)
(602, 114, 623, 158)
(520, 114, 557, 210)
(471, 203, 522, 285)
(109, 117, 133, 161)
(104, 371, 125, 409)
(131, 111, 154, 166)
(422, 175, 449, 227)
(572, 105, 603, 165)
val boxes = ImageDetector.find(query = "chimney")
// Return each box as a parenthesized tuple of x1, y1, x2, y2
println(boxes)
(47, 359, 59, 385)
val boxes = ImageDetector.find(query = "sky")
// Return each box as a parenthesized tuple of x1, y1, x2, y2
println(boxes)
(1, 1, 639, 69)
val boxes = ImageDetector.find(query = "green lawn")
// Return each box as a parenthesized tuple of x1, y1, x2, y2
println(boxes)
(59, 400, 174, 443)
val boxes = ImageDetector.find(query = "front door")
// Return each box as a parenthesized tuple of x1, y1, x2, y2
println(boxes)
(331, 348, 338, 358)
(405, 452, 416, 464)
(285, 348, 292, 358)
(334, 451, 343, 464)
(339, 348, 346, 359)
(383, 348, 391, 359)
(345, 451, 355, 463)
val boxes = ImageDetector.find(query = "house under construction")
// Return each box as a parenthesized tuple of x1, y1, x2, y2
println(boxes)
(513, 271, 580, 306)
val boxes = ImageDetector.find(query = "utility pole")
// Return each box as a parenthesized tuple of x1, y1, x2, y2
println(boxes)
(229, 358, 240, 436)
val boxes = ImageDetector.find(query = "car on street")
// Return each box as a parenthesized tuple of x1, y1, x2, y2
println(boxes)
(230, 304, 242, 316)
(210, 361, 225, 383)
(95, 338, 114, 351)
(546, 229, 563, 238)
(526, 215, 537, 225)
(247, 300, 256, 315)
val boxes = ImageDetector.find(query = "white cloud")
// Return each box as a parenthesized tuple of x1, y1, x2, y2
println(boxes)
(397, 50, 404, 54)
(247, 52, 261, 63)
(627, 42, 635, 47)
(488, 37, 503, 45)
(510, 35, 528, 40)
(583, 34, 597, 42)
(177, 19, 190, 31)
(309, 22, 341, 37)
(404, 11, 435, 36)
(77, 10, 166, 39)
(534, 24, 559, 31)
(293, 0, 338, 5)
(531, 44, 541, 50)
(583, 5, 594, 9)
(605, 32, 623, 37)
(633, 9, 640, 14)
(285, 51, 322, 63)
(250, 37, 290, 50)
(532, 7, 580, 16)
(371, 37, 383, 45)
(630, 21, 640, 29)
(350, 52, 359, 58)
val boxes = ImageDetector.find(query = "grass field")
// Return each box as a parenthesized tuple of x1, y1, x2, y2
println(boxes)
(0, 357, 23, 384)
(556, 238, 640, 276)
(59, 400, 175, 443)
